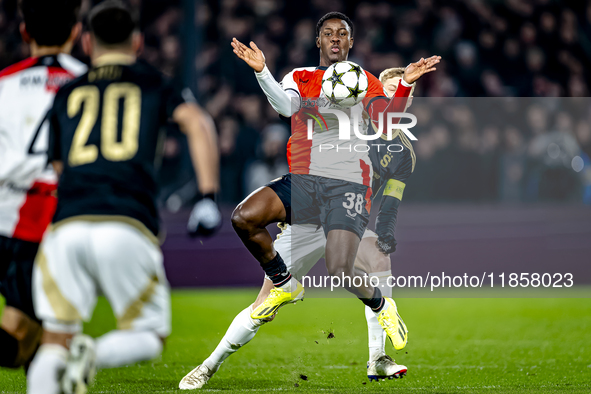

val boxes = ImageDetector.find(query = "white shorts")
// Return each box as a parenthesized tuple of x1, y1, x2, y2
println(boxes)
(33, 216, 171, 337)
(273, 224, 326, 281)
(362, 228, 378, 239)
(272, 226, 380, 281)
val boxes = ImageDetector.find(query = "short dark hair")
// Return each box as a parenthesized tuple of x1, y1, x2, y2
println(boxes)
(88, 0, 137, 46)
(21, 0, 82, 47)
(316, 12, 354, 38)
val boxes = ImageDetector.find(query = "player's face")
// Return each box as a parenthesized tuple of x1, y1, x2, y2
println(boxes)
(383, 77, 402, 98)
(317, 19, 353, 66)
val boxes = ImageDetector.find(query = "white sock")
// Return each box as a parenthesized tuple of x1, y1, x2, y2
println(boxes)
(95, 330, 162, 369)
(203, 305, 264, 372)
(366, 270, 392, 362)
(27, 344, 68, 394)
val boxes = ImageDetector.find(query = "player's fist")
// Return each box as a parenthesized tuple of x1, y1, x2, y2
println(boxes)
(187, 195, 222, 237)
(376, 235, 397, 255)
(403, 55, 441, 84)
(231, 38, 266, 73)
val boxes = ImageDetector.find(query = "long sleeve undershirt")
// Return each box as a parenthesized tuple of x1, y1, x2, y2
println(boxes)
(254, 65, 300, 117)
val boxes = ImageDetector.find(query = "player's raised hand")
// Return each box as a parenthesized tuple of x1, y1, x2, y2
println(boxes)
(403, 55, 441, 84)
(231, 38, 266, 73)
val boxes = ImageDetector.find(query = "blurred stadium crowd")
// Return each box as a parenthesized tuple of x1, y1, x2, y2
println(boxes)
(1, 0, 590, 205)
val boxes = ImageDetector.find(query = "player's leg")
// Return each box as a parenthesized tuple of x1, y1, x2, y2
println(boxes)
(355, 230, 407, 380)
(179, 280, 273, 390)
(231, 186, 286, 264)
(203, 278, 275, 373)
(180, 224, 326, 389)
(232, 176, 297, 293)
(0, 236, 42, 369)
(322, 181, 407, 350)
(0, 307, 42, 368)
(201, 224, 325, 371)
(322, 181, 377, 299)
(237, 175, 311, 319)
(27, 222, 97, 394)
(90, 220, 170, 370)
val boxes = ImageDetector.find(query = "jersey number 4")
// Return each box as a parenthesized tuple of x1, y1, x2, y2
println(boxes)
(68, 83, 141, 167)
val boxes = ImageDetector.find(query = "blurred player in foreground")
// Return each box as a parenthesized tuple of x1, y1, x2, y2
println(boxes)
(179, 13, 439, 389)
(0, 0, 85, 373)
(27, 2, 220, 393)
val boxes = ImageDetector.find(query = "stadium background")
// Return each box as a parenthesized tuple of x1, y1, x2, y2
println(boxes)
(0, 0, 590, 288)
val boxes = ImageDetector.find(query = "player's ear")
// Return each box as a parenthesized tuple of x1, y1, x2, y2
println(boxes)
(70, 22, 83, 45)
(132, 32, 144, 56)
(349, 36, 354, 48)
(19, 22, 31, 44)
(316, 36, 320, 48)
(81, 32, 93, 57)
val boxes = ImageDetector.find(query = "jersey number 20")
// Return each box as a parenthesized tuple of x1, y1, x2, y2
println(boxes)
(68, 83, 141, 166)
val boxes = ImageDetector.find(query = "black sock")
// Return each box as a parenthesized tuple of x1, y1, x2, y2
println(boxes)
(361, 287, 385, 312)
(0, 327, 19, 368)
(261, 253, 291, 287)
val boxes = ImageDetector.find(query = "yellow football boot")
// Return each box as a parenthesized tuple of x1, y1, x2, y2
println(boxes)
(376, 297, 408, 350)
(251, 277, 305, 319)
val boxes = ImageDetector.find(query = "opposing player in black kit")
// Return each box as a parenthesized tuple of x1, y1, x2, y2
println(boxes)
(27, 2, 220, 394)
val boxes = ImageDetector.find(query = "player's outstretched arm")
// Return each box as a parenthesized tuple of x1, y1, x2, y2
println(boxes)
(231, 38, 299, 117)
(174, 103, 219, 194)
(367, 56, 440, 136)
(174, 103, 222, 236)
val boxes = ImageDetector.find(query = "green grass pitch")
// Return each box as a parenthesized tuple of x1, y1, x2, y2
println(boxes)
(1, 289, 590, 393)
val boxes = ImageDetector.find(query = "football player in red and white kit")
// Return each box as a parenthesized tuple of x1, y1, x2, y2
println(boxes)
(180, 12, 438, 389)
(0, 0, 86, 371)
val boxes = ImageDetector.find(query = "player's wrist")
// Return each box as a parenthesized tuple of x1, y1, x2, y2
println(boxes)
(254, 64, 269, 76)
(196, 192, 217, 203)
(400, 78, 414, 88)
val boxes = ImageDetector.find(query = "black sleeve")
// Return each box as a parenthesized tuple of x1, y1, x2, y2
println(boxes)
(374, 193, 400, 251)
(391, 149, 413, 183)
(373, 148, 414, 252)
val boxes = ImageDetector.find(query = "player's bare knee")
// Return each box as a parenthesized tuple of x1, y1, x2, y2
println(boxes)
(231, 205, 258, 234)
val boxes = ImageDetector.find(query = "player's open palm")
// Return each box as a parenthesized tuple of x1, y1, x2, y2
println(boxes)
(403, 55, 441, 84)
(231, 38, 265, 73)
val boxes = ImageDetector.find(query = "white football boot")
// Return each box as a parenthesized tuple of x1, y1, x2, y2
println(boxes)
(179, 364, 215, 390)
(61, 334, 97, 394)
(367, 355, 407, 381)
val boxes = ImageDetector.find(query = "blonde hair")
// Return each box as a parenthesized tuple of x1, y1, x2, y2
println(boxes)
(379, 67, 405, 84)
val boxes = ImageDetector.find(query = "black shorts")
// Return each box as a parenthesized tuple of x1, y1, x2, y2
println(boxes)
(266, 174, 292, 224)
(292, 174, 371, 240)
(0, 235, 39, 321)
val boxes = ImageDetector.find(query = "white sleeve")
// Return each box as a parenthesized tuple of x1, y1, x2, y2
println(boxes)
(255, 66, 300, 117)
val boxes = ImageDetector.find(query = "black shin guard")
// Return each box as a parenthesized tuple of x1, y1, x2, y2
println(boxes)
(0, 327, 19, 368)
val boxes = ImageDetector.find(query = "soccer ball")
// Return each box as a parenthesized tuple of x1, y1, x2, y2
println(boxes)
(321, 61, 368, 108)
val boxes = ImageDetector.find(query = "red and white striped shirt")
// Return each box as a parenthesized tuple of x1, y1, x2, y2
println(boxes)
(0, 54, 86, 242)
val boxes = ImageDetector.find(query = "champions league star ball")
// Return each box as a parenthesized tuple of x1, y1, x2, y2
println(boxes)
(321, 61, 369, 108)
